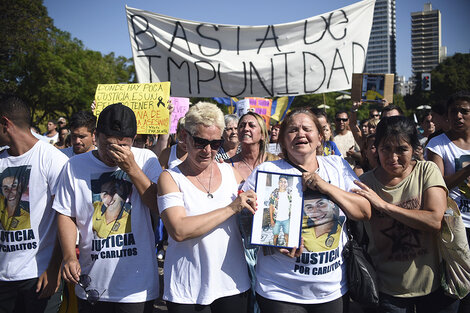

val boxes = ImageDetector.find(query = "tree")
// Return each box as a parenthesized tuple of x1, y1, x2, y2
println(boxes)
(0, 0, 135, 128)
(405, 53, 470, 110)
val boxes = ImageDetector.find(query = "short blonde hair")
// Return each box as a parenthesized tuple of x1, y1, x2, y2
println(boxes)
(184, 102, 224, 137)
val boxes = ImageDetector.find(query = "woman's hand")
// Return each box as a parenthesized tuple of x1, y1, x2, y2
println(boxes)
(352, 180, 387, 212)
(228, 190, 257, 214)
(302, 172, 327, 192)
(280, 238, 304, 258)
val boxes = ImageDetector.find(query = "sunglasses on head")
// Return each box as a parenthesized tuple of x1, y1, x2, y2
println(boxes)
(335, 118, 348, 122)
(190, 134, 223, 150)
(78, 274, 106, 305)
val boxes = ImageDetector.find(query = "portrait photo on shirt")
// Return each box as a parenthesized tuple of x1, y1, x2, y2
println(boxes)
(251, 171, 303, 248)
(90, 170, 133, 239)
(455, 155, 470, 199)
(301, 189, 345, 252)
(0, 165, 31, 231)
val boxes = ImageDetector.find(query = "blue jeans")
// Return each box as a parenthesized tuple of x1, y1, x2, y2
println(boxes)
(272, 219, 290, 235)
(379, 288, 459, 313)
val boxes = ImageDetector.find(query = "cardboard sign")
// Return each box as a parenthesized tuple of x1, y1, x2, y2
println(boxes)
(126, 0, 375, 97)
(351, 73, 394, 103)
(94, 82, 170, 134)
(169, 96, 190, 134)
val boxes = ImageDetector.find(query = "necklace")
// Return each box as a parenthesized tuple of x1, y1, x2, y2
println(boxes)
(241, 158, 255, 172)
(194, 163, 214, 198)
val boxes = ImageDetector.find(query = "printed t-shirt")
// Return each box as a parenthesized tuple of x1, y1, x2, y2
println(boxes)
(426, 133, 470, 227)
(360, 161, 447, 297)
(53, 147, 161, 303)
(0, 140, 68, 281)
(158, 162, 250, 305)
(242, 156, 356, 304)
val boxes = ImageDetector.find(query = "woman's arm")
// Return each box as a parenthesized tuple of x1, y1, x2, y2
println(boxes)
(157, 170, 256, 242)
(427, 150, 470, 190)
(353, 181, 446, 232)
(303, 172, 371, 220)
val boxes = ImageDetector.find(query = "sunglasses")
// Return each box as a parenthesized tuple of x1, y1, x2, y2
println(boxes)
(371, 114, 380, 117)
(335, 118, 349, 122)
(191, 134, 223, 150)
(78, 274, 106, 305)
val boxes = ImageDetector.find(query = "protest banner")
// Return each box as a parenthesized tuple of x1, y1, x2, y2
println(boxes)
(169, 96, 190, 134)
(94, 82, 170, 134)
(126, 0, 374, 97)
(246, 97, 272, 129)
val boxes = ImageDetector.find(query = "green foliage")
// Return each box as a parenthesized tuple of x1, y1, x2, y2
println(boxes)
(405, 53, 470, 111)
(0, 0, 135, 129)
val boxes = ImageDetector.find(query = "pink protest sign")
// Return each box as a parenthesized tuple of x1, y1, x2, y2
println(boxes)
(169, 97, 190, 134)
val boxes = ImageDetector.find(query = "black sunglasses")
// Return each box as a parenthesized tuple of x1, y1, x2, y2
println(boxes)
(78, 274, 105, 305)
(335, 118, 349, 122)
(190, 134, 223, 150)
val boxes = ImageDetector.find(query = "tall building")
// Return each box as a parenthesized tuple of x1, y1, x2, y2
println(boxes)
(411, 3, 446, 79)
(364, 0, 396, 75)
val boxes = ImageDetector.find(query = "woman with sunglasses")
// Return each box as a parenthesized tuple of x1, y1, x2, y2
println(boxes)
(157, 102, 256, 313)
(242, 108, 371, 312)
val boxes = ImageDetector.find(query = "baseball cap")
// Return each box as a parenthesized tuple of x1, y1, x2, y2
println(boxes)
(96, 103, 137, 138)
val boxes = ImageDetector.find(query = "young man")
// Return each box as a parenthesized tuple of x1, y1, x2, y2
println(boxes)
(333, 111, 359, 167)
(54, 103, 162, 313)
(61, 111, 96, 158)
(0, 95, 69, 313)
(43, 120, 59, 145)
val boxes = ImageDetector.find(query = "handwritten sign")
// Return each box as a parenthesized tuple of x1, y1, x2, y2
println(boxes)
(126, 0, 374, 97)
(246, 97, 272, 129)
(94, 82, 170, 134)
(169, 97, 190, 134)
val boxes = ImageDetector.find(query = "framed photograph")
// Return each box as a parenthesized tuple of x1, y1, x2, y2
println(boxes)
(351, 73, 394, 103)
(251, 171, 303, 248)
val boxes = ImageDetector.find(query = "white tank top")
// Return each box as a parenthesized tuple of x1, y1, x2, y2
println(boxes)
(163, 162, 250, 304)
(168, 144, 183, 169)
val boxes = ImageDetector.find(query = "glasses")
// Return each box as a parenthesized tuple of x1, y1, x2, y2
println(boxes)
(371, 114, 380, 117)
(335, 118, 349, 122)
(78, 274, 105, 305)
(190, 134, 223, 150)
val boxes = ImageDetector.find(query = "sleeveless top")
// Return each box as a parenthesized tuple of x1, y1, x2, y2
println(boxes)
(168, 144, 183, 169)
(160, 162, 250, 304)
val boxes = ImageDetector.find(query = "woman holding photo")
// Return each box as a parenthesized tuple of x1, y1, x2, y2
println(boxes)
(241, 108, 371, 312)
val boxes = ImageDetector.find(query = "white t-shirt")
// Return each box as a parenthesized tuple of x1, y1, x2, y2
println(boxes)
(158, 162, 250, 305)
(43, 132, 59, 145)
(0, 140, 68, 281)
(426, 133, 470, 227)
(276, 192, 290, 221)
(53, 148, 162, 303)
(333, 130, 358, 166)
(242, 157, 356, 304)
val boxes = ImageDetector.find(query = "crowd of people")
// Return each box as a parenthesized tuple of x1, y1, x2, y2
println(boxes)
(0, 91, 469, 313)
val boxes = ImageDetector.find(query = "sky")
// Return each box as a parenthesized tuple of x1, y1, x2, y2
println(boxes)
(43, 0, 470, 80)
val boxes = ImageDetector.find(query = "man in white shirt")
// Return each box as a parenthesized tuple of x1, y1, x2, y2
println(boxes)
(0, 95, 68, 313)
(333, 111, 359, 167)
(54, 103, 161, 313)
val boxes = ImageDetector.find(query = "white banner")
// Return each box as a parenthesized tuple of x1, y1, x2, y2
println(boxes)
(126, 0, 375, 97)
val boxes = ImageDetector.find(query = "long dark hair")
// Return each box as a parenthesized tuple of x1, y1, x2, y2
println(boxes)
(374, 116, 420, 152)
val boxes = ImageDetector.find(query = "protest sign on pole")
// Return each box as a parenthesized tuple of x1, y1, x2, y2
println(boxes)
(94, 82, 170, 134)
(169, 97, 190, 134)
(126, 0, 374, 97)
